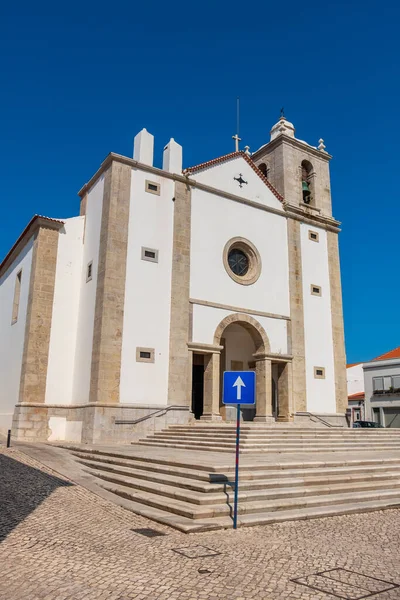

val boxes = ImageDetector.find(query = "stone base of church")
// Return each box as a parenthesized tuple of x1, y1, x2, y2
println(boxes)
(11, 403, 192, 445)
(10, 404, 348, 445)
(294, 412, 348, 428)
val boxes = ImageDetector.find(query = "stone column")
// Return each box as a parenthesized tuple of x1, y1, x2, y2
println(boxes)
(201, 352, 222, 421)
(276, 361, 294, 422)
(89, 161, 131, 405)
(287, 218, 307, 412)
(167, 181, 192, 406)
(18, 225, 60, 406)
(13, 220, 62, 441)
(327, 231, 348, 414)
(254, 357, 273, 422)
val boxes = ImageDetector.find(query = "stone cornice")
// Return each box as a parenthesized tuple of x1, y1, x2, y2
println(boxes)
(0, 215, 64, 279)
(253, 352, 293, 362)
(78, 153, 341, 232)
(252, 134, 333, 162)
(285, 203, 341, 232)
(189, 298, 290, 321)
(187, 342, 224, 354)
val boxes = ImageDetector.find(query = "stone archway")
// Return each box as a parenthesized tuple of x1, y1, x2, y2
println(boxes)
(201, 314, 274, 422)
(213, 313, 270, 355)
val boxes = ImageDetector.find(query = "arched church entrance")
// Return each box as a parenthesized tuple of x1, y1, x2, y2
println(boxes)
(190, 313, 293, 422)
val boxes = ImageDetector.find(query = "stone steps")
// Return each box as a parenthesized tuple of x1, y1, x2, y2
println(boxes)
(83, 466, 400, 506)
(138, 426, 400, 453)
(137, 440, 400, 453)
(69, 447, 400, 532)
(74, 454, 400, 492)
(96, 475, 400, 519)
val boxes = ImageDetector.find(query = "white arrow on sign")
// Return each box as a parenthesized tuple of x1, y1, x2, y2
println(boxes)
(233, 376, 246, 401)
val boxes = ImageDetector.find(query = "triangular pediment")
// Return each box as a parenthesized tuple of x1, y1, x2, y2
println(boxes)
(184, 151, 283, 210)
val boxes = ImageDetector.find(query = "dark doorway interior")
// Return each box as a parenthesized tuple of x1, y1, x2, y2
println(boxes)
(192, 354, 204, 420)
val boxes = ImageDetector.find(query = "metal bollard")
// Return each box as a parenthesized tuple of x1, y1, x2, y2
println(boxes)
(6, 429, 11, 448)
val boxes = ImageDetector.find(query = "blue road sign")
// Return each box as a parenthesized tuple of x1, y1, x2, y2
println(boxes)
(223, 371, 256, 405)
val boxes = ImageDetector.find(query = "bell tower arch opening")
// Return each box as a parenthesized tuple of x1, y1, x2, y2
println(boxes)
(301, 159, 315, 206)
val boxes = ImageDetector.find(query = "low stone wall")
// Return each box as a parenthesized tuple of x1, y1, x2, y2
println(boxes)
(12, 403, 192, 444)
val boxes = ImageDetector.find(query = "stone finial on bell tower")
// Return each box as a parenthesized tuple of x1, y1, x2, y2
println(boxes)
(251, 116, 333, 217)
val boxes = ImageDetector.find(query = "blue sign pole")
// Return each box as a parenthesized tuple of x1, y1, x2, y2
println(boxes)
(233, 402, 241, 529)
(222, 371, 255, 530)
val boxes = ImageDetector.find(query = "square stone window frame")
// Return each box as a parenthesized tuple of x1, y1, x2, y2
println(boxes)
(136, 347, 155, 363)
(141, 247, 159, 263)
(145, 180, 161, 196)
(86, 261, 93, 282)
(311, 284, 322, 297)
(314, 366, 326, 379)
(308, 230, 319, 242)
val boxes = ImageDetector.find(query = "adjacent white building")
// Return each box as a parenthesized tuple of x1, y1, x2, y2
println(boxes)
(0, 116, 348, 443)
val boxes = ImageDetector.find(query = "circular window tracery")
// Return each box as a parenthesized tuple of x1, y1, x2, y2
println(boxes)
(223, 238, 261, 286)
(228, 248, 249, 276)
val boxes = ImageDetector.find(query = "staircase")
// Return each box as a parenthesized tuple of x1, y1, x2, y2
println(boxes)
(137, 424, 400, 453)
(66, 427, 400, 532)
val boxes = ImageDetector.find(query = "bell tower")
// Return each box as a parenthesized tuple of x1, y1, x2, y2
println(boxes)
(252, 115, 348, 421)
(252, 116, 333, 217)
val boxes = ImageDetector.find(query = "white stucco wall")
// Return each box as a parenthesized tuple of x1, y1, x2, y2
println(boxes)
(300, 224, 336, 413)
(119, 168, 175, 405)
(192, 304, 288, 355)
(72, 175, 104, 404)
(190, 187, 290, 318)
(45, 217, 84, 405)
(192, 155, 283, 211)
(347, 363, 364, 396)
(0, 237, 34, 432)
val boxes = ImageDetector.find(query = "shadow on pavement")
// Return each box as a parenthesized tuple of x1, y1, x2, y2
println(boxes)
(0, 453, 72, 543)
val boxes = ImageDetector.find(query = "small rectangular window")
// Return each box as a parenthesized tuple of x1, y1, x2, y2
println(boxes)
(136, 347, 155, 363)
(141, 247, 159, 263)
(314, 366, 325, 379)
(311, 284, 322, 296)
(86, 261, 93, 282)
(11, 270, 22, 324)
(373, 377, 384, 391)
(145, 180, 160, 195)
(308, 230, 319, 242)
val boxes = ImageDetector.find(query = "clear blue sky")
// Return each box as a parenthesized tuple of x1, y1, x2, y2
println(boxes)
(1, 1, 399, 364)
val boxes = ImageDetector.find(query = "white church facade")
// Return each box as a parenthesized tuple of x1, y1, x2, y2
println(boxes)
(0, 116, 348, 443)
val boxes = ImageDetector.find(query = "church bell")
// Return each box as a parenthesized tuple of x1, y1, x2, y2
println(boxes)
(302, 180, 311, 203)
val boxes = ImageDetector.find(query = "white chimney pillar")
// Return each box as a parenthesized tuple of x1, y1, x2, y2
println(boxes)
(162, 138, 183, 174)
(133, 128, 154, 166)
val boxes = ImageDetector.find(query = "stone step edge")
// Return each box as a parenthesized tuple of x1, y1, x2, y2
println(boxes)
(96, 479, 400, 533)
(73, 453, 400, 485)
(68, 447, 400, 472)
(143, 436, 400, 447)
(85, 467, 400, 506)
(137, 441, 400, 453)
(97, 478, 400, 521)
(79, 460, 400, 496)
(93, 472, 400, 519)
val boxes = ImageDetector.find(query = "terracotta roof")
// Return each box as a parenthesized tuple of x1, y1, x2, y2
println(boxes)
(372, 346, 400, 361)
(348, 392, 365, 400)
(346, 362, 363, 368)
(0, 215, 64, 278)
(183, 151, 284, 202)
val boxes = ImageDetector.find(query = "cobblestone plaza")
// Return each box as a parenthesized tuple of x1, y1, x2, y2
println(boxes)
(1, 446, 400, 600)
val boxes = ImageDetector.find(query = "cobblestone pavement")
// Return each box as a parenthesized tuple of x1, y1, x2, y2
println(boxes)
(1, 447, 400, 600)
